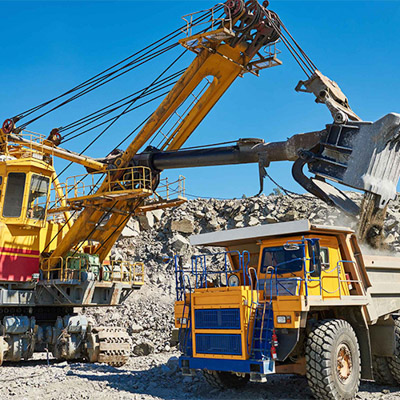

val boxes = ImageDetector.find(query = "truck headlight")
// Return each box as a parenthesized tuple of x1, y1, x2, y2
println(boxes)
(277, 315, 292, 324)
(228, 274, 240, 287)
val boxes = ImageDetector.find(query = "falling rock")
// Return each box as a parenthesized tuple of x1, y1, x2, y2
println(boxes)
(133, 342, 154, 356)
(171, 218, 194, 234)
(171, 234, 190, 251)
(127, 217, 140, 231)
(138, 212, 154, 230)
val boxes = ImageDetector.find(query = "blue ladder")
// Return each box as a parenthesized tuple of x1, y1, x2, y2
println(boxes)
(179, 303, 193, 356)
(250, 302, 274, 360)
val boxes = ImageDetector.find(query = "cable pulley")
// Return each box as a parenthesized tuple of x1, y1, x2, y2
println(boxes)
(2, 119, 14, 135)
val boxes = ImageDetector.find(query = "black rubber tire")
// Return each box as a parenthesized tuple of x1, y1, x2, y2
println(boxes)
(388, 316, 400, 384)
(372, 355, 396, 386)
(305, 319, 360, 400)
(202, 370, 249, 390)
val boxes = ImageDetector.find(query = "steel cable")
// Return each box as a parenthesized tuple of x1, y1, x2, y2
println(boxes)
(262, 10, 316, 77)
(52, 49, 188, 213)
(15, 7, 219, 126)
(60, 70, 185, 135)
(18, 43, 180, 130)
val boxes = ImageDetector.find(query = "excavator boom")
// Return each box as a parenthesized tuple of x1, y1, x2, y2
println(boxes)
(43, 0, 282, 266)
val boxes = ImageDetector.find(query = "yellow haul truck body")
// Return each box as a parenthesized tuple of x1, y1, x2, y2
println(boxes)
(173, 220, 400, 399)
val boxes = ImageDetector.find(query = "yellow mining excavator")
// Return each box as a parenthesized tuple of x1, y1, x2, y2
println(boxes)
(1, 0, 399, 372)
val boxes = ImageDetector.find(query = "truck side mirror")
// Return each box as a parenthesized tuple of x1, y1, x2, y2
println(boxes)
(308, 240, 322, 278)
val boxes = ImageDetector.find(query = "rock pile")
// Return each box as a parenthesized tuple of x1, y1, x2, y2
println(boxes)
(88, 192, 400, 356)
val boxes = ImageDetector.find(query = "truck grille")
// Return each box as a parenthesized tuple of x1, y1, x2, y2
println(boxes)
(195, 308, 240, 329)
(196, 334, 242, 355)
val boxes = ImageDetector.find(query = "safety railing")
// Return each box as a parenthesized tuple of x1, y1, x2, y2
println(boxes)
(7, 130, 53, 160)
(171, 250, 249, 296)
(168, 255, 193, 355)
(57, 166, 153, 202)
(179, 274, 193, 355)
(41, 257, 144, 285)
(103, 261, 145, 285)
(0, 130, 60, 164)
(246, 41, 282, 74)
(172, 238, 360, 303)
(152, 175, 186, 201)
(190, 250, 251, 289)
(263, 42, 281, 59)
(309, 260, 357, 297)
(181, 3, 233, 38)
(41, 256, 86, 281)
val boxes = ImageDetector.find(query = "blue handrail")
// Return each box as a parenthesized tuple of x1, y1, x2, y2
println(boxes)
(191, 250, 242, 288)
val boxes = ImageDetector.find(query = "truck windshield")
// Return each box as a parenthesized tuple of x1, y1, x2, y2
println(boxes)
(260, 246, 304, 274)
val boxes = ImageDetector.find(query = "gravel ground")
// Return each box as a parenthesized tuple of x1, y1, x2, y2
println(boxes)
(3, 195, 400, 399)
(1, 352, 400, 400)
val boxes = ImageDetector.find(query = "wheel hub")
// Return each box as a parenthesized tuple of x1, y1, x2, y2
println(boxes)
(337, 343, 353, 382)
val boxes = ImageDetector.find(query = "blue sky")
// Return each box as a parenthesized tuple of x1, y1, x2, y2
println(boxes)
(2, 1, 400, 199)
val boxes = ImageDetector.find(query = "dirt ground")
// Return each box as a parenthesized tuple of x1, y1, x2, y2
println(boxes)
(1, 352, 400, 400)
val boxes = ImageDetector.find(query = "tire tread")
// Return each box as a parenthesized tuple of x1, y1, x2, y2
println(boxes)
(305, 319, 360, 400)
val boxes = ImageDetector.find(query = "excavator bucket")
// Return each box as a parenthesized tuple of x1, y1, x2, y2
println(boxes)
(293, 113, 400, 216)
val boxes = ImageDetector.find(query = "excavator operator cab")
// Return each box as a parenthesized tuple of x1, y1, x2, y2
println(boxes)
(0, 157, 53, 228)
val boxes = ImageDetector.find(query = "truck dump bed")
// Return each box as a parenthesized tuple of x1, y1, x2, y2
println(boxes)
(364, 254, 400, 319)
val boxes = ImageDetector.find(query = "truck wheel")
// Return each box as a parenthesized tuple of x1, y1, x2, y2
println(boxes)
(372, 356, 396, 385)
(388, 316, 400, 384)
(305, 319, 360, 400)
(203, 370, 249, 390)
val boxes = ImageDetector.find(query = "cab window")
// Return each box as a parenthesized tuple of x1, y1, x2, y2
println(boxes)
(320, 247, 330, 270)
(26, 175, 50, 220)
(260, 246, 304, 274)
(3, 173, 26, 217)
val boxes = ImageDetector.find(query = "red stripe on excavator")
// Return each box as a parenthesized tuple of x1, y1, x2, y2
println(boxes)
(0, 253, 40, 281)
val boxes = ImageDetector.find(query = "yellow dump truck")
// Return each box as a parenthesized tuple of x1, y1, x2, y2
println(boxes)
(172, 220, 400, 400)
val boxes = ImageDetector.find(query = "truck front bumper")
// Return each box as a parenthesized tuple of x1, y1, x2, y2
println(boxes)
(179, 356, 275, 375)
